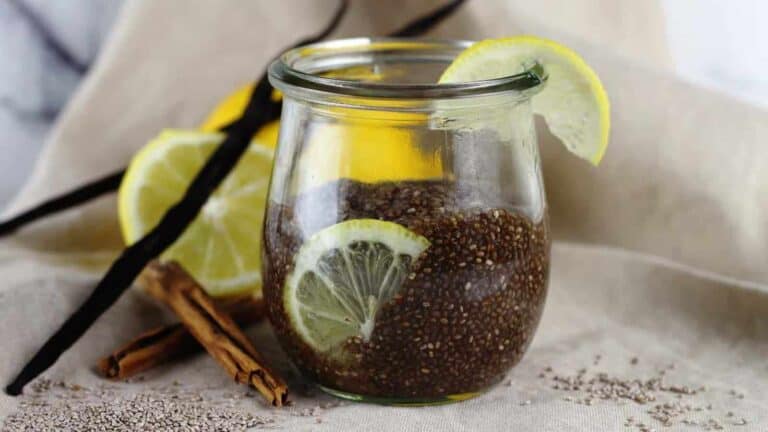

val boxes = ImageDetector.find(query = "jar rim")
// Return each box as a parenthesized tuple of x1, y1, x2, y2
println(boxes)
(268, 37, 546, 100)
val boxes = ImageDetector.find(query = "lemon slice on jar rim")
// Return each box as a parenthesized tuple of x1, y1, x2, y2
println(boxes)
(439, 35, 610, 165)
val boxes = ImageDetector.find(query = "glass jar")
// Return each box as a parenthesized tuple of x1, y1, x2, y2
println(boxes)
(264, 38, 550, 405)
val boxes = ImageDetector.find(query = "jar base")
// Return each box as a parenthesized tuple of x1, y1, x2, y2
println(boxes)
(317, 384, 486, 407)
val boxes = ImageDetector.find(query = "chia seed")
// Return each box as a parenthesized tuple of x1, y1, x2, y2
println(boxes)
(263, 179, 550, 399)
(1, 379, 273, 432)
(541, 356, 753, 431)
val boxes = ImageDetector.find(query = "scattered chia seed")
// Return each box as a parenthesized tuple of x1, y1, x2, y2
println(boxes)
(1, 379, 274, 432)
(263, 179, 550, 400)
(538, 356, 752, 431)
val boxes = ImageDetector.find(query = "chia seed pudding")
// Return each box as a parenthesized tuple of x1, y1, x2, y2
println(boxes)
(262, 179, 550, 401)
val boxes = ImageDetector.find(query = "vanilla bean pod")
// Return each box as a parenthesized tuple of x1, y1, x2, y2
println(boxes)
(4, 0, 469, 395)
(4, 0, 348, 396)
(0, 0, 466, 238)
(390, 0, 465, 37)
(0, 112, 290, 239)
(0, 170, 125, 237)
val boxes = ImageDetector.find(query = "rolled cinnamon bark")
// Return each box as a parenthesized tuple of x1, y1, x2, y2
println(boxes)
(142, 261, 288, 407)
(97, 296, 264, 380)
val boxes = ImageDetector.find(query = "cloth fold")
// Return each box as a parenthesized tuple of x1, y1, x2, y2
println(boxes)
(2, 1, 767, 430)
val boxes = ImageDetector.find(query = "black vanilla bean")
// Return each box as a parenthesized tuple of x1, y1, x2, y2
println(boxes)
(0, 0, 351, 239)
(390, 0, 465, 37)
(0, 170, 125, 237)
(0, 100, 285, 240)
(4, 0, 349, 396)
(0, 102, 284, 240)
(5, 0, 469, 395)
(0, 0, 464, 238)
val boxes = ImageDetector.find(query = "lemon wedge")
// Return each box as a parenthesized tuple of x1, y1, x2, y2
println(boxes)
(118, 130, 273, 297)
(439, 36, 610, 165)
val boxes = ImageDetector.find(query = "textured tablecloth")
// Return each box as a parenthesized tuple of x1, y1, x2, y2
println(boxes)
(2, 1, 767, 430)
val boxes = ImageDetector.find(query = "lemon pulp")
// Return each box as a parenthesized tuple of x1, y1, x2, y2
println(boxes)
(284, 219, 430, 352)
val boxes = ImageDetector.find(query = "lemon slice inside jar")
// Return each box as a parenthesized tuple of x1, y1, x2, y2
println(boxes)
(284, 219, 430, 352)
(439, 35, 610, 165)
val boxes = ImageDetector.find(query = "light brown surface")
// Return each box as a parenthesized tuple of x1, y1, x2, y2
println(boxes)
(2, 1, 767, 430)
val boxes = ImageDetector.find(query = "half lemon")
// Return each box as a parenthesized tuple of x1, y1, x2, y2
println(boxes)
(118, 130, 273, 297)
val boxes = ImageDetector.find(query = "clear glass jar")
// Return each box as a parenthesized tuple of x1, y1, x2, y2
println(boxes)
(264, 38, 550, 405)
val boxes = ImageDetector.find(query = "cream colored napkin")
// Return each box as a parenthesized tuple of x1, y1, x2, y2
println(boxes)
(3, 1, 767, 430)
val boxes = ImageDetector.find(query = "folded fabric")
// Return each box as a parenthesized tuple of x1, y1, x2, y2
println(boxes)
(2, 1, 766, 430)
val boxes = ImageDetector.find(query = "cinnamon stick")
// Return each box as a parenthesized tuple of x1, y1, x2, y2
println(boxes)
(97, 296, 265, 380)
(143, 261, 288, 407)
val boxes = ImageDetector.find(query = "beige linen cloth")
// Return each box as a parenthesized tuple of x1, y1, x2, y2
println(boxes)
(2, 1, 767, 430)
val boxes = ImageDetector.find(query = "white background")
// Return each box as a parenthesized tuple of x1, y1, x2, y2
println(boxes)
(662, 0, 768, 109)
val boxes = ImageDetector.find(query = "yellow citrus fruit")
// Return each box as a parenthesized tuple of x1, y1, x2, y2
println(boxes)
(119, 72, 445, 297)
(118, 130, 273, 297)
(201, 81, 443, 190)
(199, 83, 280, 148)
(284, 219, 430, 352)
(295, 113, 443, 191)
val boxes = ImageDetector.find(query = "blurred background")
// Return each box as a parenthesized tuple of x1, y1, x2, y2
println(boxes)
(1, 0, 767, 209)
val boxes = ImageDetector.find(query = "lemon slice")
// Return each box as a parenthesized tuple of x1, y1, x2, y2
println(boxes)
(439, 36, 610, 165)
(118, 130, 273, 297)
(284, 219, 430, 352)
(201, 83, 443, 189)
